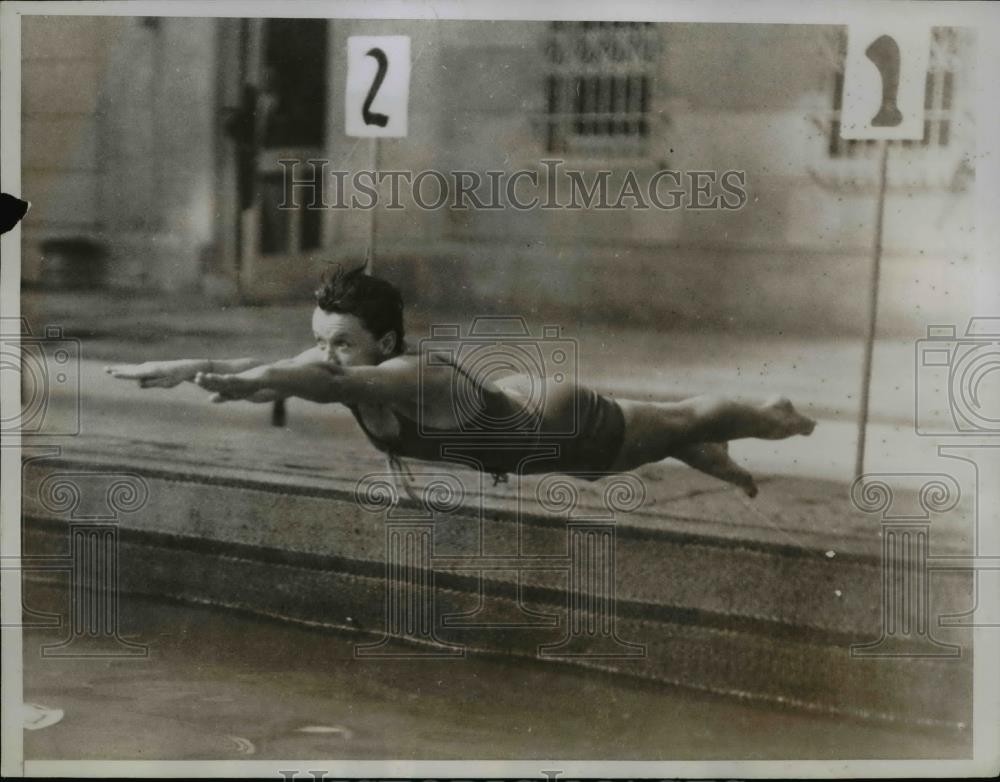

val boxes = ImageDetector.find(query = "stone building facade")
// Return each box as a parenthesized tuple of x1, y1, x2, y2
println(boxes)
(21, 16, 976, 335)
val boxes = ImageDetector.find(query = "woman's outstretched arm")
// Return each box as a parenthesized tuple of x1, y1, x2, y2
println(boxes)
(105, 347, 324, 389)
(104, 357, 265, 388)
(194, 356, 419, 407)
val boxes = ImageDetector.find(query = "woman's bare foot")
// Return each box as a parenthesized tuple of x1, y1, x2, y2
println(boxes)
(674, 441, 759, 498)
(758, 396, 816, 439)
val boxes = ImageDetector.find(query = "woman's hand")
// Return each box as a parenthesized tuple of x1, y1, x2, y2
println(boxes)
(194, 365, 275, 402)
(104, 359, 207, 389)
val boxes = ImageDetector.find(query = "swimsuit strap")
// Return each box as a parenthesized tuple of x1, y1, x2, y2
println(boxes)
(349, 352, 524, 489)
(386, 452, 422, 504)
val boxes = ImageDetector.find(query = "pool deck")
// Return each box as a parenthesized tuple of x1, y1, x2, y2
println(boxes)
(14, 291, 979, 733)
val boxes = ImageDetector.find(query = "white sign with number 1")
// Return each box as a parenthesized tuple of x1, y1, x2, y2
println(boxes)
(841, 25, 931, 140)
(345, 35, 411, 138)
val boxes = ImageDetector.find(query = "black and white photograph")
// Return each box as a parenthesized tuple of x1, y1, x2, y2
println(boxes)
(1, 0, 999, 777)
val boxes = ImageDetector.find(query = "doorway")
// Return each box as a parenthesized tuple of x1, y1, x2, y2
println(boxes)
(221, 18, 330, 300)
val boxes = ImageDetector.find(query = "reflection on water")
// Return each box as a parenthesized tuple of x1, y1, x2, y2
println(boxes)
(22, 583, 969, 761)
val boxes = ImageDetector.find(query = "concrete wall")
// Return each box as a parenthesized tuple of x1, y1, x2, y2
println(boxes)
(21, 16, 116, 282)
(324, 21, 976, 336)
(22, 16, 218, 291)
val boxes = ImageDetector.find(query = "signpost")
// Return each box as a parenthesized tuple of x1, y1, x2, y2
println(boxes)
(841, 25, 931, 477)
(345, 35, 411, 272)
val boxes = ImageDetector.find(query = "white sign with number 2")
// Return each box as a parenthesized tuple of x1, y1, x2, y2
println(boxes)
(345, 35, 411, 138)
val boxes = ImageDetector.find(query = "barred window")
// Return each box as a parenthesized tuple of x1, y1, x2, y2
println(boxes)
(828, 27, 960, 158)
(544, 22, 659, 155)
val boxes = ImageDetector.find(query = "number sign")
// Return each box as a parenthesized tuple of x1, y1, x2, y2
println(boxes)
(345, 35, 411, 137)
(841, 25, 931, 140)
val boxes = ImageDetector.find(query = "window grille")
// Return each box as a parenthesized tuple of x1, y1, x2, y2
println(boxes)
(544, 22, 659, 155)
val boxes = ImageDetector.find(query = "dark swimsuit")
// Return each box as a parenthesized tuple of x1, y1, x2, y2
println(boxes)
(346, 359, 626, 482)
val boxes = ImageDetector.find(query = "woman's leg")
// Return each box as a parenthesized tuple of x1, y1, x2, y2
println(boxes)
(611, 394, 815, 472)
(494, 376, 810, 491)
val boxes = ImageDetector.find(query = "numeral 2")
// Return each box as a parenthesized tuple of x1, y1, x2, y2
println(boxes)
(363, 47, 390, 127)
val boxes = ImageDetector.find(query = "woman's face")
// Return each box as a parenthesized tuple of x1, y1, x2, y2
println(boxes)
(311, 308, 394, 367)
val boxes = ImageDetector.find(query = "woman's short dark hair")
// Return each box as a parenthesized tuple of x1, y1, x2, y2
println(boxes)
(314, 265, 405, 354)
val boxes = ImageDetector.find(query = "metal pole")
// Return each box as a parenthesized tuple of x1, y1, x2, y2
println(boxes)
(366, 137, 380, 274)
(855, 140, 890, 478)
